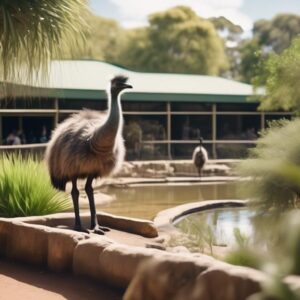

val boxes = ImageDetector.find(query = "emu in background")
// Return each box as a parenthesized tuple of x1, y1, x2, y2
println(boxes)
(45, 76, 132, 234)
(192, 137, 208, 177)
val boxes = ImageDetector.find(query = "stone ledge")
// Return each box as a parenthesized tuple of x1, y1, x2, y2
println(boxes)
(1, 207, 300, 299)
(13, 211, 158, 238)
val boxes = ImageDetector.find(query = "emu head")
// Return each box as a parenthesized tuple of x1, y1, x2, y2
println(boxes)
(110, 75, 132, 96)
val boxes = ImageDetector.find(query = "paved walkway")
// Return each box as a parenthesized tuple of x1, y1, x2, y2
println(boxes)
(0, 259, 123, 300)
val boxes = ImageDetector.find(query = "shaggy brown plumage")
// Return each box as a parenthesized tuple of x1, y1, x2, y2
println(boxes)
(46, 110, 125, 191)
(45, 76, 132, 234)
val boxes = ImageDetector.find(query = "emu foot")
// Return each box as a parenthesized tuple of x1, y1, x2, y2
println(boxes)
(90, 225, 110, 235)
(73, 225, 89, 234)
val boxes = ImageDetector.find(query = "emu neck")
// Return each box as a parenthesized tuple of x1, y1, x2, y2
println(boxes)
(90, 91, 122, 153)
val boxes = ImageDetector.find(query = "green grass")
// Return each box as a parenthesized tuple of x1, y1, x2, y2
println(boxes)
(0, 154, 70, 217)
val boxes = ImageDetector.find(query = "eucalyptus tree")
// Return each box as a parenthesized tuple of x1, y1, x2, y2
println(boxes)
(118, 6, 228, 75)
(0, 0, 87, 83)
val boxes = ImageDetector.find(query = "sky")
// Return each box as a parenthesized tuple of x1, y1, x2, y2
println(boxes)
(89, 0, 300, 33)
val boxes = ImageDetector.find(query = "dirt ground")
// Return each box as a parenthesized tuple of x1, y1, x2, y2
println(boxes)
(0, 259, 123, 300)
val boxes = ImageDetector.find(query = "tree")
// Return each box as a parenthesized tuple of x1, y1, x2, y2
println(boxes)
(238, 40, 264, 83)
(253, 14, 300, 54)
(239, 14, 300, 83)
(0, 0, 87, 82)
(118, 6, 228, 75)
(255, 38, 300, 112)
(210, 16, 243, 79)
(58, 13, 126, 63)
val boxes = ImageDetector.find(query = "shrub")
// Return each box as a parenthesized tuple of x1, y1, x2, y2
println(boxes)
(0, 154, 70, 217)
(238, 118, 300, 214)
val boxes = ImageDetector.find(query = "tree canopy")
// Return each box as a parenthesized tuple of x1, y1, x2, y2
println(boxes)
(118, 6, 228, 75)
(253, 14, 300, 54)
(255, 38, 300, 113)
(58, 13, 126, 63)
(239, 14, 300, 83)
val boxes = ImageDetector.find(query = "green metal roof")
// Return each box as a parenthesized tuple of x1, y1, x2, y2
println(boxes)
(10, 60, 261, 103)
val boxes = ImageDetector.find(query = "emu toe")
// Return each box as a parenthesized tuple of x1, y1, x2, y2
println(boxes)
(90, 225, 110, 235)
(74, 225, 89, 234)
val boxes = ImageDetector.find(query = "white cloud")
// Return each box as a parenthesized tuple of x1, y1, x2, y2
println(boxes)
(109, 0, 253, 32)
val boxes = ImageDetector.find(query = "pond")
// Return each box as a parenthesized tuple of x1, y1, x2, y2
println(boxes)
(94, 181, 238, 220)
(175, 207, 254, 248)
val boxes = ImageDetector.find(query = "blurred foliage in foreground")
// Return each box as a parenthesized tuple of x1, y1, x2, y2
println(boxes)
(229, 119, 300, 299)
(238, 118, 300, 214)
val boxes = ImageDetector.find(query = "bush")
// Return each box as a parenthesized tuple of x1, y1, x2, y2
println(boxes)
(235, 120, 300, 299)
(238, 118, 300, 214)
(0, 154, 70, 217)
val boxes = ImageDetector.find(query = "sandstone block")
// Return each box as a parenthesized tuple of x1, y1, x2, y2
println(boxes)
(47, 229, 88, 272)
(6, 222, 49, 265)
(73, 237, 113, 281)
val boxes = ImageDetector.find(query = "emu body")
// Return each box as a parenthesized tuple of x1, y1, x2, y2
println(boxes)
(192, 138, 208, 177)
(45, 76, 132, 234)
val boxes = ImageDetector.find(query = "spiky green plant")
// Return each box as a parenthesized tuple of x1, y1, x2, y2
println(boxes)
(0, 0, 87, 83)
(0, 154, 70, 217)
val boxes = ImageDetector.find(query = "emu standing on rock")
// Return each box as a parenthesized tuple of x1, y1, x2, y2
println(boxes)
(192, 137, 208, 177)
(45, 76, 132, 234)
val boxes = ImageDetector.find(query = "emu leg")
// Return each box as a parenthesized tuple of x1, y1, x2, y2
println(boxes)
(71, 179, 88, 233)
(198, 168, 202, 178)
(85, 175, 110, 234)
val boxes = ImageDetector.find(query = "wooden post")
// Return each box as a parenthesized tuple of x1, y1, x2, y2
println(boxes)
(212, 104, 217, 159)
(167, 102, 172, 159)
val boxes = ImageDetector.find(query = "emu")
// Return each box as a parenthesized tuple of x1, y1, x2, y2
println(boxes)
(45, 76, 132, 234)
(192, 137, 208, 177)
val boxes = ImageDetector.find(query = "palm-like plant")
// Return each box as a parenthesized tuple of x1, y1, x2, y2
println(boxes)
(0, 0, 87, 83)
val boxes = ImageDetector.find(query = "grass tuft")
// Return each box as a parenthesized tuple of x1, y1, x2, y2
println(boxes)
(0, 154, 70, 217)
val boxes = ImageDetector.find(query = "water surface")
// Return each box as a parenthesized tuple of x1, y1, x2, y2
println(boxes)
(95, 182, 238, 220)
(175, 207, 253, 247)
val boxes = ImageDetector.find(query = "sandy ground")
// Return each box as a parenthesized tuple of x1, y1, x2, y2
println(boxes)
(0, 259, 123, 300)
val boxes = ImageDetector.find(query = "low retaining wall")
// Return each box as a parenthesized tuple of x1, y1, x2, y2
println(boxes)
(118, 160, 237, 178)
(1, 204, 299, 299)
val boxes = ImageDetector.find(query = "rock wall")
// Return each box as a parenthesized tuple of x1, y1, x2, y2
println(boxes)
(118, 160, 238, 178)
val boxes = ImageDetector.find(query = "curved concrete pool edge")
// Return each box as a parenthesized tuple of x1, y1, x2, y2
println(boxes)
(1, 205, 300, 299)
(154, 199, 247, 235)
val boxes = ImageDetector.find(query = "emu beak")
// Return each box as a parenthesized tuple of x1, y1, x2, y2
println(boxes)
(123, 83, 133, 89)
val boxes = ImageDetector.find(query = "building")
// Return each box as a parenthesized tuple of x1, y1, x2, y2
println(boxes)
(0, 60, 292, 159)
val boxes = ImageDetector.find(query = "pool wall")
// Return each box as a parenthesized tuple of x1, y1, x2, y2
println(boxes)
(1, 202, 300, 299)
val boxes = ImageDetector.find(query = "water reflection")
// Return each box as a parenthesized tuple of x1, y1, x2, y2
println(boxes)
(96, 182, 238, 220)
(175, 207, 254, 248)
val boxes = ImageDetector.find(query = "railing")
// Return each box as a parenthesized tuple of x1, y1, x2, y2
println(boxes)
(0, 143, 47, 159)
(0, 140, 256, 160)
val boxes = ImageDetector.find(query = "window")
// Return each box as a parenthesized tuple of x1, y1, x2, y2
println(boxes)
(265, 114, 292, 127)
(0, 98, 55, 109)
(123, 101, 166, 112)
(22, 117, 54, 143)
(59, 99, 107, 110)
(172, 115, 212, 140)
(171, 143, 212, 159)
(217, 103, 258, 112)
(217, 115, 260, 140)
(171, 102, 212, 112)
(139, 143, 168, 160)
(123, 115, 167, 141)
(2, 117, 20, 144)
(216, 143, 256, 159)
